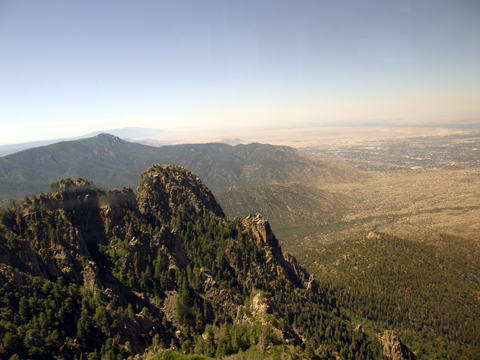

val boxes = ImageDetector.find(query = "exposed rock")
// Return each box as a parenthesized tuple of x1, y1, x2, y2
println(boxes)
(166, 229, 189, 269)
(161, 290, 179, 324)
(283, 252, 310, 283)
(82, 260, 99, 294)
(199, 269, 240, 318)
(250, 292, 272, 317)
(0, 165, 328, 358)
(306, 274, 319, 293)
(0, 266, 25, 287)
(377, 330, 416, 360)
(367, 231, 381, 240)
(103, 287, 117, 299)
(243, 214, 315, 290)
(136, 165, 225, 226)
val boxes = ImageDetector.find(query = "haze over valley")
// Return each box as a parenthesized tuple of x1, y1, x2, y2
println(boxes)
(1, 126, 479, 358)
(1, 0, 479, 359)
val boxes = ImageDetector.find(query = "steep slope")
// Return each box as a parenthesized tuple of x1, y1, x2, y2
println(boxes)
(216, 183, 348, 230)
(0, 166, 387, 359)
(299, 232, 480, 359)
(0, 134, 365, 207)
(0, 134, 159, 189)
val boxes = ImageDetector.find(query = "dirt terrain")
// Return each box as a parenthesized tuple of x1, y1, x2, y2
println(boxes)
(275, 130, 480, 253)
(331, 170, 477, 238)
(277, 168, 479, 252)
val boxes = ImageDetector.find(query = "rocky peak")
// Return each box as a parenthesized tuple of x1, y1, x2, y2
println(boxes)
(98, 133, 120, 145)
(136, 165, 225, 225)
(0, 165, 345, 359)
(49, 177, 96, 193)
(243, 214, 278, 247)
(242, 213, 314, 289)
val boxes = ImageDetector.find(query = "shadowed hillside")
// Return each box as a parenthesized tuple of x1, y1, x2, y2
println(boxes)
(0, 166, 395, 359)
(0, 134, 365, 208)
(216, 183, 348, 230)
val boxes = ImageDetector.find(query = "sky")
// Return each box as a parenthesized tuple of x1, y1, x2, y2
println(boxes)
(0, 0, 479, 145)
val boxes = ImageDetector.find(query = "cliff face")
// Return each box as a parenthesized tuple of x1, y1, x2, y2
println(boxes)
(242, 214, 312, 289)
(0, 165, 331, 359)
(377, 331, 416, 360)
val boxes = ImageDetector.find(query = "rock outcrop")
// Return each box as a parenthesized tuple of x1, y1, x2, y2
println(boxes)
(0, 165, 326, 359)
(377, 330, 416, 360)
(136, 165, 225, 226)
(242, 213, 317, 291)
(199, 269, 240, 318)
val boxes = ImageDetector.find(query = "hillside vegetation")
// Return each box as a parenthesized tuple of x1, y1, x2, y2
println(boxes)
(0, 166, 395, 359)
(299, 232, 480, 359)
(0, 134, 364, 208)
(216, 183, 347, 230)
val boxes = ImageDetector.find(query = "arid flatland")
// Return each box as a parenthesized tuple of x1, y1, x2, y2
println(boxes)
(272, 130, 480, 253)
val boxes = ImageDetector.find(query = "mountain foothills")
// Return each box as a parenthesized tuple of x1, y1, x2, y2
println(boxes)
(1, 133, 479, 359)
(299, 232, 480, 359)
(0, 165, 405, 360)
(215, 183, 348, 235)
(0, 134, 363, 208)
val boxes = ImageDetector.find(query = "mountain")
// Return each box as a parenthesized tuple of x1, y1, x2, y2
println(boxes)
(0, 133, 365, 208)
(219, 138, 245, 146)
(0, 139, 67, 158)
(0, 166, 399, 359)
(216, 183, 347, 231)
(82, 127, 164, 140)
(0, 128, 164, 157)
(299, 232, 480, 359)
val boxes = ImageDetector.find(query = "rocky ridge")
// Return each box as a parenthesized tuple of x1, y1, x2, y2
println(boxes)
(0, 133, 367, 208)
(0, 165, 358, 359)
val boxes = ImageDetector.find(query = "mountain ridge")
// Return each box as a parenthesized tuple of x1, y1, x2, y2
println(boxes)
(0, 133, 365, 207)
(0, 127, 165, 157)
(0, 165, 398, 359)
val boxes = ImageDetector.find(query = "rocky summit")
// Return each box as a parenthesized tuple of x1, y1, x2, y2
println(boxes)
(0, 165, 400, 359)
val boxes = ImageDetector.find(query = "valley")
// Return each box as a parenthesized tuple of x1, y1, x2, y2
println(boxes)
(214, 129, 480, 358)
(235, 131, 480, 254)
(274, 168, 480, 253)
(302, 130, 480, 173)
(1, 129, 478, 268)
(0, 129, 479, 359)
(286, 130, 480, 359)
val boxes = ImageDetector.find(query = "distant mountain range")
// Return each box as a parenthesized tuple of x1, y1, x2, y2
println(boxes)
(0, 133, 364, 208)
(0, 127, 164, 157)
(1, 133, 479, 358)
(219, 138, 245, 146)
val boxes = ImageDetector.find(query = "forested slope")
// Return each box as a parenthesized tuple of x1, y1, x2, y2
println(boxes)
(216, 183, 347, 231)
(0, 166, 390, 359)
(0, 134, 364, 208)
(299, 232, 480, 359)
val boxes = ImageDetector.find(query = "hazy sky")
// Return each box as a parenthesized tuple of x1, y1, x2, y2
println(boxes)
(0, 0, 479, 145)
